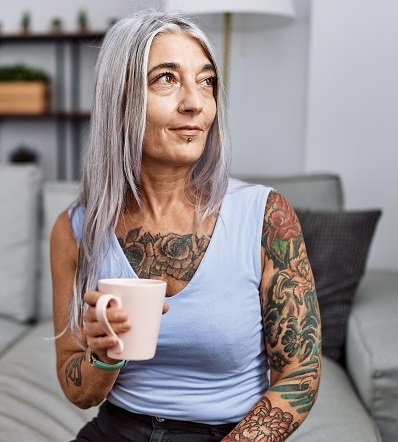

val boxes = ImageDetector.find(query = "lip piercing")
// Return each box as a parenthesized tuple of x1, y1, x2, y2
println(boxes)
(187, 138, 192, 142)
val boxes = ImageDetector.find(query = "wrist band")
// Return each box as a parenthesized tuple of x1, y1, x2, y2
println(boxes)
(88, 350, 127, 371)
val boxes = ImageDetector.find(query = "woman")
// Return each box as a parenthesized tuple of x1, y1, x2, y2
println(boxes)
(51, 11, 321, 442)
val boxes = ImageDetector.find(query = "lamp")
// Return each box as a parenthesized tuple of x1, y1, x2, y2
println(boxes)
(164, 0, 296, 88)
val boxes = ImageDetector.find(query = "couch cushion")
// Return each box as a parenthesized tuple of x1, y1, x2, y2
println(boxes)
(0, 318, 30, 356)
(239, 173, 344, 210)
(289, 356, 381, 442)
(347, 270, 398, 442)
(0, 165, 42, 322)
(0, 320, 98, 441)
(39, 181, 80, 320)
(295, 209, 381, 363)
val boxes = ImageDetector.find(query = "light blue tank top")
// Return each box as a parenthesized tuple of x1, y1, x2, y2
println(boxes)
(70, 179, 272, 424)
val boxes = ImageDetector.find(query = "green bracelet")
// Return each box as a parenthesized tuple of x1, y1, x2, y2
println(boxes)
(88, 351, 127, 371)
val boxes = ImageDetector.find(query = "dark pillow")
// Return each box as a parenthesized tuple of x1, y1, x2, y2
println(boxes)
(295, 209, 382, 364)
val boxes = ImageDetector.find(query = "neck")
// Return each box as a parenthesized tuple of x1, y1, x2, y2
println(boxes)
(128, 169, 196, 223)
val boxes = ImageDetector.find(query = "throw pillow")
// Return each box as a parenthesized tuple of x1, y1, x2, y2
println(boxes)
(295, 209, 382, 364)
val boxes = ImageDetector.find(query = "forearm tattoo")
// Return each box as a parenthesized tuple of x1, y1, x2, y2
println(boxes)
(65, 353, 84, 387)
(224, 397, 298, 441)
(225, 192, 321, 441)
(118, 227, 210, 281)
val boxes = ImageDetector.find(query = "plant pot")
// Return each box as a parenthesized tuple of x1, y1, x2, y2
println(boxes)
(0, 82, 50, 114)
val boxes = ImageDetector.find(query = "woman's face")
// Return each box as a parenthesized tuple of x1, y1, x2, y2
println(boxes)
(142, 32, 217, 170)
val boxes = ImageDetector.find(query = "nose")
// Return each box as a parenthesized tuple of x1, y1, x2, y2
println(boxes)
(178, 83, 203, 114)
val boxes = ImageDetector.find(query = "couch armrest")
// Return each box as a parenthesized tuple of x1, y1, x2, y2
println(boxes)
(346, 270, 398, 442)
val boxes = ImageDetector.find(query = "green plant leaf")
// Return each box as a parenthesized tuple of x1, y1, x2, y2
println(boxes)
(0, 64, 50, 83)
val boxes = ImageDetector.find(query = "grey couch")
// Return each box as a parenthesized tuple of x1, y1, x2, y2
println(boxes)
(0, 165, 396, 442)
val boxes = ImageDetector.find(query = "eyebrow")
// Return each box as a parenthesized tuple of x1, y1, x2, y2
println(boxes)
(147, 62, 216, 77)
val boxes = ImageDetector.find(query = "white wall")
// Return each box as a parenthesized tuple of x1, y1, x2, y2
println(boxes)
(227, 0, 311, 176)
(305, 0, 398, 270)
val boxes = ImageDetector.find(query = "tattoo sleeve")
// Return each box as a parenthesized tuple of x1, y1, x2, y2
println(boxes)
(65, 353, 85, 387)
(223, 191, 322, 441)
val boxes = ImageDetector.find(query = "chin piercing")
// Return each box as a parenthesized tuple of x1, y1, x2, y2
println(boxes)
(187, 138, 192, 142)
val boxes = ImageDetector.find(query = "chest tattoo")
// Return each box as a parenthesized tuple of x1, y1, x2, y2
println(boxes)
(118, 227, 211, 281)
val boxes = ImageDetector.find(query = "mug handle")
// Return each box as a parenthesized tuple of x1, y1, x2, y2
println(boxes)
(95, 294, 124, 355)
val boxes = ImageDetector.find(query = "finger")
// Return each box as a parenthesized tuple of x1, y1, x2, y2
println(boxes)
(83, 290, 102, 307)
(84, 318, 131, 338)
(84, 304, 129, 324)
(83, 290, 129, 323)
(86, 334, 120, 354)
(162, 302, 169, 314)
(83, 305, 131, 331)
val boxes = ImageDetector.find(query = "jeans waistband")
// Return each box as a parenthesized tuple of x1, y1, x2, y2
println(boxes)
(104, 401, 237, 434)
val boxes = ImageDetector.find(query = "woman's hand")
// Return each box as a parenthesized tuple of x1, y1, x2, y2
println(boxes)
(83, 290, 131, 363)
(83, 290, 170, 363)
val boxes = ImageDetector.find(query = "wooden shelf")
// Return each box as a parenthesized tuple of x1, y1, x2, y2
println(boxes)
(0, 32, 104, 179)
(0, 31, 105, 43)
(0, 111, 91, 119)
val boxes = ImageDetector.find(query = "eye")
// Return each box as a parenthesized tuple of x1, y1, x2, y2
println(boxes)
(201, 76, 217, 87)
(155, 72, 176, 84)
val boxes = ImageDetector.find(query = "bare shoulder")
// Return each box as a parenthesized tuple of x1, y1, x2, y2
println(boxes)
(261, 190, 302, 262)
(260, 190, 314, 301)
(51, 210, 77, 257)
(51, 209, 74, 236)
(50, 208, 78, 274)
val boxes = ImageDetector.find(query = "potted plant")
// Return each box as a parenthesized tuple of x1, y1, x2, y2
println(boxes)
(21, 11, 31, 34)
(77, 10, 88, 33)
(9, 144, 40, 164)
(0, 64, 51, 115)
(51, 17, 63, 34)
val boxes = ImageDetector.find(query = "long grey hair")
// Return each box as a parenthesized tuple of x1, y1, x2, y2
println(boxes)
(70, 11, 231, 344)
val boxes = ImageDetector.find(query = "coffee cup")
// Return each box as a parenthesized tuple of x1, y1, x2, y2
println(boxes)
(96, 278, 167, 361)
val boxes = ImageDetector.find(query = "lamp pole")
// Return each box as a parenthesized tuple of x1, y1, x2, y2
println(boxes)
(222, 12, 232, 90)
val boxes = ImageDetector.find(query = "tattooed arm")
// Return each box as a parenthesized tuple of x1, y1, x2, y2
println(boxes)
(223, 191, 322, 441)
(51, 211, 129, 408)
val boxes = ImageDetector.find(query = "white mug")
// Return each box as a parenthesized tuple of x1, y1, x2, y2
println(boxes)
(96, 278, 167, 361)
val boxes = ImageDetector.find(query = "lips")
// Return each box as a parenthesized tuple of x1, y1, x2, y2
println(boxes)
(171, 126, 202, 137)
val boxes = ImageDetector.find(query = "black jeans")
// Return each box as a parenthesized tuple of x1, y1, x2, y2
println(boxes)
(72, 401, 237, 442)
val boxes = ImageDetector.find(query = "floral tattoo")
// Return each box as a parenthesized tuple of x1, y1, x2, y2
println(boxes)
(224, 397, 298, 441)
(118, 227, 210, 281)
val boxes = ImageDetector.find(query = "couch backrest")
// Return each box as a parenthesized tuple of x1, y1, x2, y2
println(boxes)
(237, 173, 344, 211)
(0, 165, 42, 322)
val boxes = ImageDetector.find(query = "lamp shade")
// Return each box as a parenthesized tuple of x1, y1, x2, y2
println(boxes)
(165, 0, 296, 25)
(164, 0, 296, 89)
